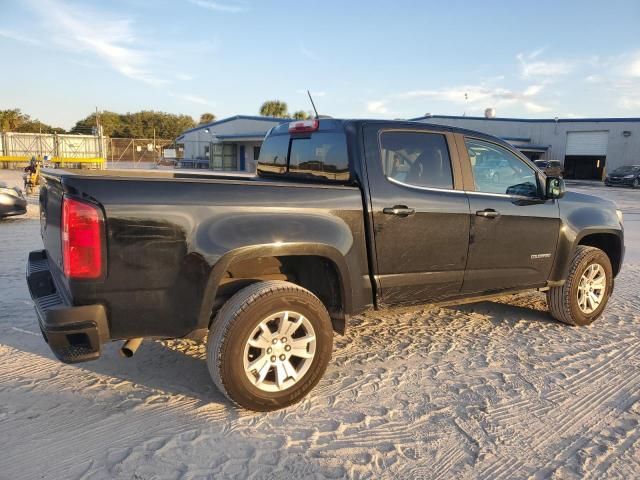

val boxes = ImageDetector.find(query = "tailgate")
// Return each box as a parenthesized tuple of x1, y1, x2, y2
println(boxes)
(39, 173, 65, 274)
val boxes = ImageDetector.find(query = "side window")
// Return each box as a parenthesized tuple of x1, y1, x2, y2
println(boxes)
(288, 133, 349, 181)
(465, 138, 539, 197)
(256, 134, 289, 175)
(380, 131, 453, 189)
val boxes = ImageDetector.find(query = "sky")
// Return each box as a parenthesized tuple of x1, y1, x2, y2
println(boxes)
(0, 0, 639, 130)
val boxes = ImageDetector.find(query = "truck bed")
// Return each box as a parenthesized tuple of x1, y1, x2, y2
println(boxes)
(36, 168, 372, 348)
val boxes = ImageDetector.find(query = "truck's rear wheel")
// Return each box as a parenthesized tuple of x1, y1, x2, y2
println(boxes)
(547, 246, 613, 326)
(206, 281, 333, 411)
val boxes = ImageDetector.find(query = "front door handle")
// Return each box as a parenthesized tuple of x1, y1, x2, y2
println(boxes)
(383, 205, 415, 217)
(476, 209, 500, 218)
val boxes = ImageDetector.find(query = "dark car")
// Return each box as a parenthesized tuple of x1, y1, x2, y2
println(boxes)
(534, 160, 564, 177)
(27, 119, 624, 411)
(604, 165, 640, 188)
(0, 181, 27, 218)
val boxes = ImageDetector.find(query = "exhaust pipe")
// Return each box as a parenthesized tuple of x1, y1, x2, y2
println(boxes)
(121, 338, 143, 358)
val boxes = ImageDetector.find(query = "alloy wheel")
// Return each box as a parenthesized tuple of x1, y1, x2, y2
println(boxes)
(577, 263, 606, 314)
(243, 311, 316, 392)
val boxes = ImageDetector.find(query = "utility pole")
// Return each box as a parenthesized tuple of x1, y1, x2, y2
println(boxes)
(95, 107, 102, 159)
(153, 127, 156, 164)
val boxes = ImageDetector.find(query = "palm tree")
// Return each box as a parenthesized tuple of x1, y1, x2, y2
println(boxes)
(199, 113, 216, 125)
(292, 110, 310, 120)
(259, 101, 288, 118)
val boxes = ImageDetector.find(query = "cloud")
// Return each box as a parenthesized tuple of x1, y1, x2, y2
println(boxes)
(395, 83, 550, 112)
(176, 73, 194, 81)
(523, 101, 551, 113)
(516, 51, 574, 78)
(169, 92, 215, 106)
(523, 84, 544, 97)
(25, 0, 166, 86)
(585, 74, 604, 84)
(618, 97, 640, 110)
(582, 52, 640, 110)
(626, 53, 640, 77)
(0, 28, 41, 45)
(367, 101, 389, 114)
(188, 0, 249, 13)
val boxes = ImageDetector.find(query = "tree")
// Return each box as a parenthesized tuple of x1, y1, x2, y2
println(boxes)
(259, 100, 289, 118)
(71, 111, 122, 136)
(15, 121, 65, 134)
(0, 109, 29, 131)
(70, 110, 196, 138)
(0, 109, 64, 133)
(199, 113, 216, 125)
(292, 110, 310, 120)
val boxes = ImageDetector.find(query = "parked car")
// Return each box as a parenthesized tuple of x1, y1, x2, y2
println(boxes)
(27, 119, 624, 411)
(473, 157, 517, 185)
(0, 181, 27, 218)
(534, 160, 564, 177)
(604, 165, 640, 188)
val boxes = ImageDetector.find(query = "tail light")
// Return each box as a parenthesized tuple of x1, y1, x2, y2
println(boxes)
(62, 197, 104, 279)
(289, 119, 319, 133)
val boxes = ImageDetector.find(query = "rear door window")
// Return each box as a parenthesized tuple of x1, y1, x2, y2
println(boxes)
(379, 131, 453, 189)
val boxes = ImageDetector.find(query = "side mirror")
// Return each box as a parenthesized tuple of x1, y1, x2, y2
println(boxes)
(546, 176, 565, 199)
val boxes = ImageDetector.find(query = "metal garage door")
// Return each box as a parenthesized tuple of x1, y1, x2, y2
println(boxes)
(565, 131, 609, 155)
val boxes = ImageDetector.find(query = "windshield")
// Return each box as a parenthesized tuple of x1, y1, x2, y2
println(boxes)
(612, 166, 640, 174)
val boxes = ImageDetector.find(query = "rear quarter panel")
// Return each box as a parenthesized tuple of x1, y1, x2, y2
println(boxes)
(50, 175, 370, 339)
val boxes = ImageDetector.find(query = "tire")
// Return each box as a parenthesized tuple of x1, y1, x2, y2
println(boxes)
(633, 178, 639, 189)
(206, 280, 333, 411)
(547, 246, 613, 326)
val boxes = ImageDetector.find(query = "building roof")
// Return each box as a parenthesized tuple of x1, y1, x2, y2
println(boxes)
(179, 115, 292, 137)
(410, 114, 640, 124)
(215, 132, 268, 141)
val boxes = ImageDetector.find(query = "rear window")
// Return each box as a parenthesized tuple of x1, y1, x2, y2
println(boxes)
(256, 134, 289, 175)
(257, 132, 350, 182)
(289, 133, 349, 181)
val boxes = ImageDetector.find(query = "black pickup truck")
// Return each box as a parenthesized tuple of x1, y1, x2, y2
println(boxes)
(27, 119, 624, 411)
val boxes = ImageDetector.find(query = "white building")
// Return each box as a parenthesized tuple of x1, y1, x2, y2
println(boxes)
(176, 115, 290, 172)
(412, 114, 640, 180)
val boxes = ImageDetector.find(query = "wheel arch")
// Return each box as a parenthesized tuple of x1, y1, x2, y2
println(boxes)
(577, 231, 623, 276)
(549, 227, 623, 285)
(196, 243, 353, 333)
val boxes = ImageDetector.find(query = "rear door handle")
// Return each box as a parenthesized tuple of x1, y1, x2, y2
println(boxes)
(476, 209, 500, 218)
(383, 205, 415, 217)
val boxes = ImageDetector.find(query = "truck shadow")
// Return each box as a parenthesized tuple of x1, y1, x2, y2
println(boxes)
(4, 292, 555, 410)
(444, 297, 559, 327)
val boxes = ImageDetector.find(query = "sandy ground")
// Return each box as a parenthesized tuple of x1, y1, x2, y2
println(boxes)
(1, 169, 639, 479)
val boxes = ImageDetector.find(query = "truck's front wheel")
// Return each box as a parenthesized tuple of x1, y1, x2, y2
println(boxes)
(547, 246, 613, 325)
(206, 281, 333, 411)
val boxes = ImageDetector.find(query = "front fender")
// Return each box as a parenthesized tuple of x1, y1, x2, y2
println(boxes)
(549, 192, 623, 283)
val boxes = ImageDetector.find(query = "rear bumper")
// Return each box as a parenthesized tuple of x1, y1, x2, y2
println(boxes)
(604, 178, 635, 186)
(26, 250, 109, 363)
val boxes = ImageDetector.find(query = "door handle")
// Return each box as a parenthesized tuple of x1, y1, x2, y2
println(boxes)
(476, 209, 500, 218)
(383, 205, 415, 217)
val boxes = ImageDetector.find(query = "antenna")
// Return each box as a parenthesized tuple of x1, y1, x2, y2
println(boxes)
(307, 90, 319, 119)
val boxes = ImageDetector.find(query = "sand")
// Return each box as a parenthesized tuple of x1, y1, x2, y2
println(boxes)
(1, 169, 639, 479)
